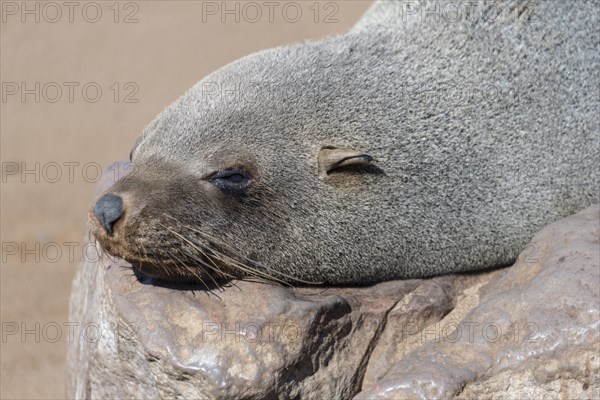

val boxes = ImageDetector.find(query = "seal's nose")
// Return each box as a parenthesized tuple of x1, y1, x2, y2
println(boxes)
(93, 194, 123, 235)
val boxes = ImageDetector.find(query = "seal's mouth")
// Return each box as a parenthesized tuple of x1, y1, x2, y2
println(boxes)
(89, 209, 238, 285)
(89, 208, 318, 287)
(93, 233, 237, 285)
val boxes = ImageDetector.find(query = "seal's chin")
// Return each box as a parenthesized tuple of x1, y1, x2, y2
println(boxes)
(132, 258, 233, 285)
(129, 259, 209, 285)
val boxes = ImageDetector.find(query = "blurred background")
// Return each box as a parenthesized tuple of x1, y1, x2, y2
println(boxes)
(0, 1, 372, 398)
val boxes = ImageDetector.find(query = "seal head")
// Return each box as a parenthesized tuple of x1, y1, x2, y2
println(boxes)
(90, 0, 599, 285)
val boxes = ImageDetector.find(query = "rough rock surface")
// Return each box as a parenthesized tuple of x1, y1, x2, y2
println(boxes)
(67, 204, 599, 399)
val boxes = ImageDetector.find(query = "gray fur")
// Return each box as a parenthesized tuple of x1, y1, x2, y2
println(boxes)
(96, 0, 599, 285)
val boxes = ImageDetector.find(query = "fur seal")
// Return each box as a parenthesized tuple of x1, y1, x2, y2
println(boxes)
(90, 0, 599, 286)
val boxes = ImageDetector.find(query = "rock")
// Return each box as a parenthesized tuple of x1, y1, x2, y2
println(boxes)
(355, 204, 600, 400)
(67, 204, 599, 399)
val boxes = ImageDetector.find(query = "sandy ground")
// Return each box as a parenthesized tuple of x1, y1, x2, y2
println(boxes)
(0, 1, 372, 398)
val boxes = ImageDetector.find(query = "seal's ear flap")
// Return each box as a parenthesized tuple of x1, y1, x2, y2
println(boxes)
(318, 146, 375, 176)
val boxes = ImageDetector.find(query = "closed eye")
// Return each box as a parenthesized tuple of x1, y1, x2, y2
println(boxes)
(209, 168, 252, 195)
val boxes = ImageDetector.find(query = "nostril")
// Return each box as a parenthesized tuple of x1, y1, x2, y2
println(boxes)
(93, 194, 124, 236)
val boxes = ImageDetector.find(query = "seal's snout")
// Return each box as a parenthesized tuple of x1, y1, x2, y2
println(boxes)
(93, 194, 124, 236)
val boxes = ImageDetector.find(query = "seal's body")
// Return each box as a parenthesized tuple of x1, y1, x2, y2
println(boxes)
(91, 0, 599, 285)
